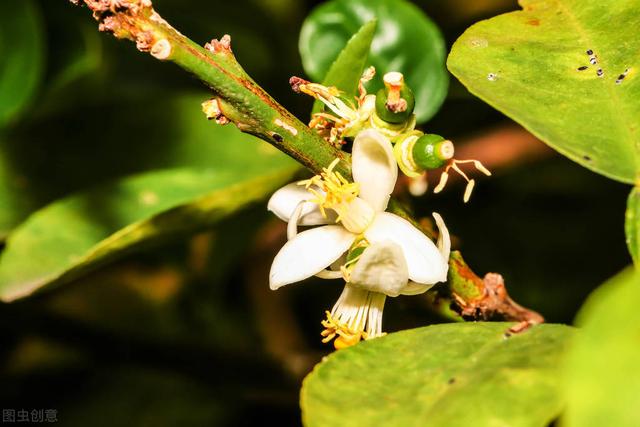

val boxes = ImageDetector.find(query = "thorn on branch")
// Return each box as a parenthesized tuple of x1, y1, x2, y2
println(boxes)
(204, 35, 233, 54)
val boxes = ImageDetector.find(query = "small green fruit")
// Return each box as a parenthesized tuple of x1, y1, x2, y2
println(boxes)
(412, 134, 455, 170)
(375, 72, 415, 124)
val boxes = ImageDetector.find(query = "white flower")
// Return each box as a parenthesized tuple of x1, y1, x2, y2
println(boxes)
(267, 129, 450, 348)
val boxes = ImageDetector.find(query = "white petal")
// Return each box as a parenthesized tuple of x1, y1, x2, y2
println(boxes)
(433, 212, 451, 260)
(400, 280, 436, 296)
(269, 225, 354, 290)
(350, 241, 409, 297)
(365, 212, 448, 285)
(267, 183, 334, 225)
(352, 129, 398, 212)
(287, 201, 305, 240)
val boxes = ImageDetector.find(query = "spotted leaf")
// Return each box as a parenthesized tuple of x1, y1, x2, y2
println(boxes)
(448, 0, 640, 183)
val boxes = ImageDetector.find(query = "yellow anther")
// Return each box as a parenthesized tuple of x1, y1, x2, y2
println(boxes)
(433, 171, 449, 194)
(463, 179, 475, 203)
(321, 311, 367, 349)
(434, 158, 491, 203)
(298, 158, 375, 234)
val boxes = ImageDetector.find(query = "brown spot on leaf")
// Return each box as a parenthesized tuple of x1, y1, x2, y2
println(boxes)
(527, 19, 540, 26)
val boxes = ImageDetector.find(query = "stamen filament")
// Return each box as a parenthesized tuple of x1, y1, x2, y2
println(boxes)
(433, 158, 491, 202)
(321, 285, 387, 349)
(298, 158, 374, 234)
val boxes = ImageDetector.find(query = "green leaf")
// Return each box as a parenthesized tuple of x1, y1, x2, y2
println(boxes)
(0, 165, 297, 302)
(302, 322, 574, 427)
(0, 0, 44, 127)
(562, 269, 640, 427)
(311, 20, 377, 115)
(625, 187, 639, 264)
(299, 0, 448, 123)
(447, 0, 640, 183)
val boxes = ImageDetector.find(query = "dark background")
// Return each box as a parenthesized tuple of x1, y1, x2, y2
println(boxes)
(0, 1, 630, 426)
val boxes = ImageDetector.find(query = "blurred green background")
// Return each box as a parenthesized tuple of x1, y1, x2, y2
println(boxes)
(0, 0, 630, 425)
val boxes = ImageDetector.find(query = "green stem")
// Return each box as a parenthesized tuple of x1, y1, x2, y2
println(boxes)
(73, 0, 543, 324)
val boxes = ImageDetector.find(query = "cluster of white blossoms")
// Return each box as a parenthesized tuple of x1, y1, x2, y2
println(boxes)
(267, 129, 451, 349)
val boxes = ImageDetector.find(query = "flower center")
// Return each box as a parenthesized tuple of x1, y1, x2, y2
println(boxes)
(299, 158, 375, 234)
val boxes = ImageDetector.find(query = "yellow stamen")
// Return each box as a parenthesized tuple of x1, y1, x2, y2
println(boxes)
(298, 159, 374, 234)
(321, 311, 367, 349)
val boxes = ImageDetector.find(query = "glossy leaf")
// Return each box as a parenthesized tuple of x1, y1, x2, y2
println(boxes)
(0, 0, 44, 127)
(302, 322, 574, 427)
(448, 0, 640, 183)
(625, 187, 640, 264)
(300, 0, 448, 122)
(311, 20, 377, 115)
(0, 165, 297, 302)
(562, 269, 640, 427)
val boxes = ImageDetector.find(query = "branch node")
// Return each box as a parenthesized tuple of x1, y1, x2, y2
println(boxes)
(201, 98, 230, 125)
(448, 252, 544, 325)
(150, 38, 172, 59)
(204, 35, 233, 54)
(135, 31, 155, 52)
(77, 0, 156, 45)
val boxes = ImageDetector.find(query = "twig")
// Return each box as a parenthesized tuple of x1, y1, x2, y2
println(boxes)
(446, 251, 544, 329)
(70, 0, 543, 325)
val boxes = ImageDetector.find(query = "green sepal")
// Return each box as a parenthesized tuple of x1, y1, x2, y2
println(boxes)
(346, 245, 366, 265)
